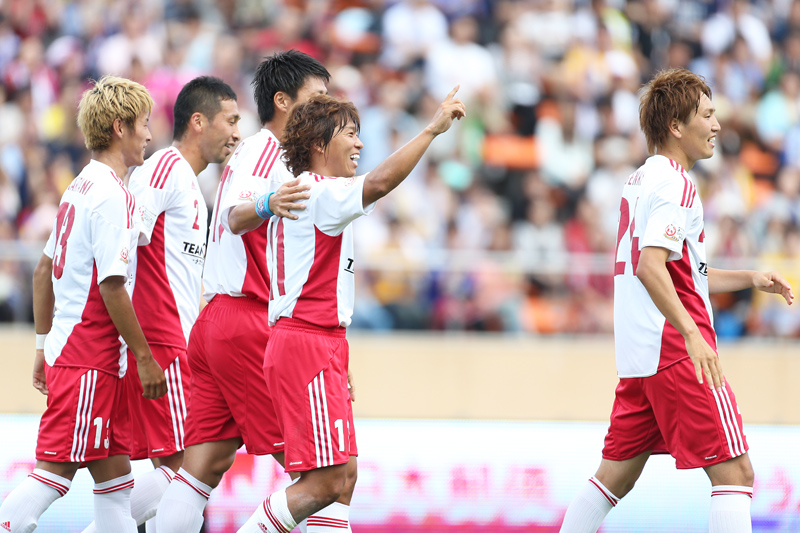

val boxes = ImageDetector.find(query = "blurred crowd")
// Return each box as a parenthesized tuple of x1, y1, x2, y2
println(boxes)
(1, 0, 800, 337)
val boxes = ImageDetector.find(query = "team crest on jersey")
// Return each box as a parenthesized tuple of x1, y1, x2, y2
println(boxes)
(664, 224, 684, 242)
(343, 177, 357, 187)
(239, 190, 255, 200)
(120, 247, 129, 264)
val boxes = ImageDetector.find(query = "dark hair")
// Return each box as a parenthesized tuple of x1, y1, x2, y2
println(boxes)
(282, 94, 361, 177)
(639, 68, 712, 155)
(173, 76, 237, 140)
(252, 49, 330, 124)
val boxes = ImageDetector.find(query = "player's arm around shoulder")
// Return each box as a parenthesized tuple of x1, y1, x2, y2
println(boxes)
(707, 267, 794, 304)
(228, 175, 312, 234)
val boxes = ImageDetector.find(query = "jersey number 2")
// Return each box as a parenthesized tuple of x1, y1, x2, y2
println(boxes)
(614, 197, 640, 276)
(192, 199, 200, 230)
(53, 202, 76, 279)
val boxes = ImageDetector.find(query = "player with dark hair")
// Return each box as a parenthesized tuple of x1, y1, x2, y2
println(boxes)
(236, 88, 465, 533)
(80, 75, 241, 533)
(157, 50, 348, 533)
(0, 76, 167, 533)
(559, 68, 794, 532)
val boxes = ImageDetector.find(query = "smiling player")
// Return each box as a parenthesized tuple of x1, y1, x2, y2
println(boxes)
(79, 76, 242, 533)
(0, 75, 167, 533)
(236, 87, 465, 533)
(559, 68, 794, 533)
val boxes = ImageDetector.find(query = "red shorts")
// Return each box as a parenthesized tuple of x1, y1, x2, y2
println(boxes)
(184, 295, 283, 455)
(127, 345, 190, 460)
(603, 357, 748, 469)
(263, 318, 357, 473)
(36, 365, 131, 463)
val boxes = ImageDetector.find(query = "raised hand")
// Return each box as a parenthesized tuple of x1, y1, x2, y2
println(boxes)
(425, 85, 467, 137)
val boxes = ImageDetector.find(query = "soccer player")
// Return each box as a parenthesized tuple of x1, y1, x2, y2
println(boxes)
(236, 88, 466, 533)
(80, 76, 241, 533)
(559, 68, 794, 532)
(156, 50, 346, 533)
(0, 76, 167, 533)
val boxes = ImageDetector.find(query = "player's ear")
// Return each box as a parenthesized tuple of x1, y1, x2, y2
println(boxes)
(668, 117, 682, 139)
(112, 117, 125, 139)
(274, 91, 290, 113)
(191, 112, 204, 133)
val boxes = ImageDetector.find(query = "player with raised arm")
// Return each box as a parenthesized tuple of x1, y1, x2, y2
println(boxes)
(236, 87, 466, 533)
(559, 69, 794, 532)
(0, 76, 167, 533)
(80, 76, 241, 533)
(157, 50, 347, 533)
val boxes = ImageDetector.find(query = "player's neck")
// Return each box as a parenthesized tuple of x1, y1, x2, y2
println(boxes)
(92, 149, 128, 180)
(657, 144, 695, 171)
(171, 140, 207, 176)
(264, 115, 288, 143)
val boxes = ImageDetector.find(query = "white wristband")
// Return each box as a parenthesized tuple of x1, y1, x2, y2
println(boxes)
(35, 334, 47, 350)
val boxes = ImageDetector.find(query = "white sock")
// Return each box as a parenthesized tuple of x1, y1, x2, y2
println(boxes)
(82, 465, 174, 533)
(93, 473, 137, 533)
(709, 485, 753, 533)
(559, 476, 619, 532)
(306, 502, 350, 532)
(237, 489, 297, 533)
(156, 468, 211, 533)
(132, 466, 173, 525)
(0, 469, 71, 533)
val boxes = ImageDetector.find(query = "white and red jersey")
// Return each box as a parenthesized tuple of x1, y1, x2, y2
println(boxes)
(613, 155, 715, 378)
(128, 147, 207, 348)
(42, 160, 139, 377)
(267, 171, 376, 328)
(203, 128, 292, 303)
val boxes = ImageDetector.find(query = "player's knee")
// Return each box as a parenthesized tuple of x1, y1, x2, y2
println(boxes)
(206, 455, 236, 487)
(311, 470, 347, 508)
(615, 478, 637, 499)
(343, 460, 358, 496)
(739, 460, 755, 487)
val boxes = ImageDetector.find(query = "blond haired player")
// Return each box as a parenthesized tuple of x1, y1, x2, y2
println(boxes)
(0, 76, 167, 533)
(236, 87, 465, 533)
(80, 76, 241, 533)
(560, 69, 794, 532)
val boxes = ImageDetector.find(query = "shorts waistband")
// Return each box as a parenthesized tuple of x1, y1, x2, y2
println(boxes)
(209, 294, 270, 311)
(274, 317, 347, 337)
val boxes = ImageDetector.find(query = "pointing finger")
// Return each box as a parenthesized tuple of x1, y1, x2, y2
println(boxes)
(446, 85, 460, 100)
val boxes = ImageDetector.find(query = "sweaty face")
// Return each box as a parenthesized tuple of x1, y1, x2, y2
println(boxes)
(680, 93, 720, 165)
(121, 113, 152, 168)
(202, 99, 241, 165)
(324, 121, 363, 178)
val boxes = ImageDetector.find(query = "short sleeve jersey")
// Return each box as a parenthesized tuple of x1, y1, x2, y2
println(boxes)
(202, 129, 292, 303)
(613, 155, 715, 378)
(128, 147, 207, 348)
(267, 171, 376, 328)
(42, 160, 139, 377)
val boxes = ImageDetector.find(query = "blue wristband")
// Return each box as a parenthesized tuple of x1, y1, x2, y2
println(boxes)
(255, 192, 275, 219)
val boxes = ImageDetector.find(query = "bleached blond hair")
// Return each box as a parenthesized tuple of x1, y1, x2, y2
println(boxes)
(77, 75, 154, 150)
